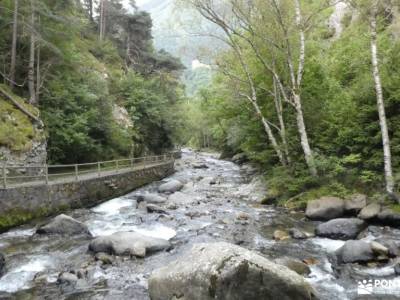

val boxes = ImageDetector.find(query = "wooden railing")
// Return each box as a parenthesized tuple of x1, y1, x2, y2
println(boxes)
(1, 153, 176, 189)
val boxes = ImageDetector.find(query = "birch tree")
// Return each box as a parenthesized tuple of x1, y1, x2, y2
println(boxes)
(369, 1, 396, 200)
(189, 0, 289, 166)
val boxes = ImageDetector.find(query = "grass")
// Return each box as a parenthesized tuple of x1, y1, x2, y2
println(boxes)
(0, 87, 44, 152)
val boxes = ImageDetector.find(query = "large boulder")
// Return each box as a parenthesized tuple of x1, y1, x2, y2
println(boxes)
(36, 214, 92, 237)
(344, 194, 367, 215)
(148, 242, 316, 300)
(315, 218, 366, 240)
(137, 193, 166, 204)
(88, 232, 170, 258)
(377, 209, 400, 227)
(305, 197, 344, 220)
(336, 240, 375, 264)
(358, 203, 381, 220)
(158, 180, 183, 193)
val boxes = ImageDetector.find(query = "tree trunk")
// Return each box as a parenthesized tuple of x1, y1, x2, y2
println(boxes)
(292, 0, 317, 176)
(36, 22, 40, 104)
(9, 0, 18, 89)
(250, 95, 286, 166)
(28, 0, 36, 105)
(370, 6, 396, 198)
(88, 0, 93, 21)
(294, 93, 317, 176)
(273, 76, 290, 165)
(99, 0, 106, 41)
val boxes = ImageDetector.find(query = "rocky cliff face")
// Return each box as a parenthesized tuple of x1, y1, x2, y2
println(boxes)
(0, 85, 47, 174)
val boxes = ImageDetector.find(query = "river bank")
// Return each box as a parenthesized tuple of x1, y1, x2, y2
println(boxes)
(0, 149, 399, 299)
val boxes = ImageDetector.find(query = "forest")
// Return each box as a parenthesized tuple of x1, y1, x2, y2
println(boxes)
(1, 0, 400, 207)
(0, 0, 184, 164)
(180, 0, 400, 207)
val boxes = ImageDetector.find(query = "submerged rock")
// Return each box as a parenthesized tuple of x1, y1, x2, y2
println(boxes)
(336, 240, 374, 264)
(273, 230, 290, 241)
(95, 252, 114, 265)
(148, 242, 316, 300)
(289, 228, 309, 239)
(358, 203, 381, 220)
(88, 232, 170, 258)
(158, 180, 184, 193)
(315, 218, 366, 240)
(137, 193, 166, 204)
(305, 197, 344, 220)
(193, 163, 209, 169)
(58, 272, 79, 285)
(36, 214, 92, 237)
(274, 257, 311, 276)
(147, 204, 168, 214)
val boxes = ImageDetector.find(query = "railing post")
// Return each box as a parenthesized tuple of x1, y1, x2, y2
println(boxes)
(130, 158, 134, 168)
(75, 164, 79, 181)
(45, 164, 49, 185)
(116, 160, 119, 173)
(97, 162, 101, 177)
(2, 162, 6, 189)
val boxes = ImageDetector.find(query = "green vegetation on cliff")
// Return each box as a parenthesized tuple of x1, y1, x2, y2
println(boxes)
(0, 0, 185, 164)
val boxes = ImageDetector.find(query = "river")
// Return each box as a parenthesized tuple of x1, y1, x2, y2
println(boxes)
(0, 149, 399, 299)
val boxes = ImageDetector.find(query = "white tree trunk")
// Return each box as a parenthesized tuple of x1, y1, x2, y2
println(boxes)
(292, 0, 317, 176)
(294, 93, 317, 176)
(370, 7, 395, 197)
(9, 0, 18, 88)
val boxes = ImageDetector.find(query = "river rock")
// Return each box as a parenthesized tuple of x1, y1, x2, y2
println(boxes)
(36, 214, 92, 237)
(289, 228, 309, 239)
(137, 193, 166, 204)
(88, 232, 170, 258)
(376, 239, 400, 257)
(315, 218, 366, 240)
(232, 153, 248, 164)
(274, 257, 311, 276)
(305, 197, 344, 220)
(0, 253, 5, 277)
(58, 272, 79, 285)
(344, 194, 367, 214)
(336, 240, 375, 264)
(148, 242, 316, 300)
(370, 241, 389, 256)
(158, 180, 183, 193)
(273, 230, 290, 241)
(95, 252, 114, 265)
(358, 203, 381, 220)
(193, 163, 209, 169)
(377, 209, 400, 227)
(147, 204, 168, 214)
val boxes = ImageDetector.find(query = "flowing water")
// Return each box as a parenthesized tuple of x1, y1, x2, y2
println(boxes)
(0, 149, 399, 299)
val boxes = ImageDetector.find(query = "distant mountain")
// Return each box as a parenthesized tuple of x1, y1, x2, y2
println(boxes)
(136, 0, 220, 95)
(137, 0, 221, 66)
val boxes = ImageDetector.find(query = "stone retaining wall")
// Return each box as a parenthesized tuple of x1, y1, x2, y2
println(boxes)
(0, 161, 175, 231)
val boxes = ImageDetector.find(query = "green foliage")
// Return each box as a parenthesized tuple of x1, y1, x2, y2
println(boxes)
(180, 0, 400, 205)
(0, 0, 185, 163)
